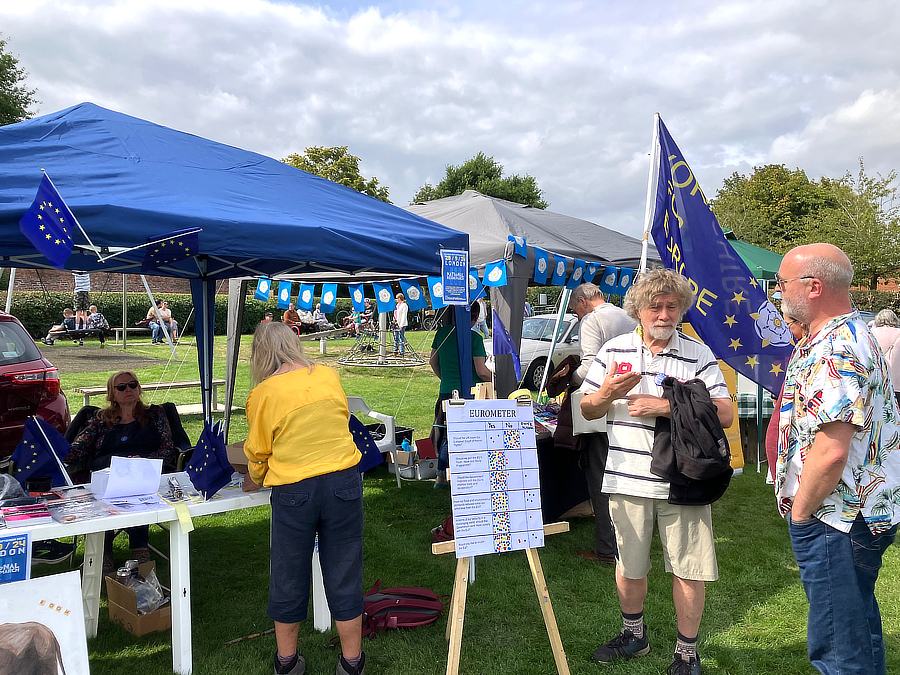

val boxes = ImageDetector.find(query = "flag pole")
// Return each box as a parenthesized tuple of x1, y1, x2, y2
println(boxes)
(31, 416, 74, 487)
(638, 113, 661, 277)
(43, 170, 102, 263)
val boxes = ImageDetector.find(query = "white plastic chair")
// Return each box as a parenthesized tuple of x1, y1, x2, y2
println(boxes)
(347, 396, 402, 488)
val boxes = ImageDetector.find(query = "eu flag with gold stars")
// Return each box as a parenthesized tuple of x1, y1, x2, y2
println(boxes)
(18, 174, 76, 269)
(349, 415, 383, 472)
(142, 228, 200, 272)
(11, 417, 72, 488)
(185, 420, 232, 499)
(649, 116, 792, 395)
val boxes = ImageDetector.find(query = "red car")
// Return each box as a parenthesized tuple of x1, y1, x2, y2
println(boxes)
(0, 311, 70, 467)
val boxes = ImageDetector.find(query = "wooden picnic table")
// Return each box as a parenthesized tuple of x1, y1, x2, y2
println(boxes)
(73, 379, 226, 412)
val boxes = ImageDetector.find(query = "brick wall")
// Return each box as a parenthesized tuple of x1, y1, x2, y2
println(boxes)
(9, 269, 194, 295)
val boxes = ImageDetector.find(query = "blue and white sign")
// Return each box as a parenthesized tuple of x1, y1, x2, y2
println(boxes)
(0, 531, 30, 583)
(441, 249, 469, 306)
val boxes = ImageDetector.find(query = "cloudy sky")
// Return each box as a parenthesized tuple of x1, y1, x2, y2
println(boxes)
(3, 0, 899, 239)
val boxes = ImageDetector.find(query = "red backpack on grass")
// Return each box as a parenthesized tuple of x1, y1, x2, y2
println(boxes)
(362, 580, 448, 638)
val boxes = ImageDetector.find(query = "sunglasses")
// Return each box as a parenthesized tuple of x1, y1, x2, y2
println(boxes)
(115, 381, 139, 392)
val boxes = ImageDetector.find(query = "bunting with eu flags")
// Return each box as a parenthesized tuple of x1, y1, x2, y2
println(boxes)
(185, 419, 233, 500)
(255, 278, 271, 301)
(566, 259, 587, 289)
(11, 417, 72, 488)
(277, 281, 293, 309)
(648, 116, 792, 395)
(142, 228, 201, 272)
(468, 268, 486, 301)
(598, 267, 619, 295)
(509, 235, 528, 258)
(533, 248, 550, 284)
(372, 282, 396, 313)
(483, 260, 507, 287)
(297, 283, 315, 311)
(427, 276, 446, 309)
(18, 174, 76, 269)
(399, 279, 427, 311)
(551, 255, 568, 286)
(583, 262, 600, 284)
(349, 284, 366, 311)
(320, 283, 338, 313)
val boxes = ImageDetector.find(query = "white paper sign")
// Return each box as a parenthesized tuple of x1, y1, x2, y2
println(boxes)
(446, 399, 545, 558)
(90, 457, 163, 499)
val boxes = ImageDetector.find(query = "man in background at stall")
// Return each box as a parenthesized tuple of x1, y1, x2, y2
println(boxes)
(568, 282, 636, 564)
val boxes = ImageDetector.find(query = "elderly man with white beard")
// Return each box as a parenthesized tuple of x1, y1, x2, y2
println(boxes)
(579, 268, 733, 675)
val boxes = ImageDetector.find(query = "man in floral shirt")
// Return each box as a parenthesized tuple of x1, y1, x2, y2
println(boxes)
(776, 243, 900, 675)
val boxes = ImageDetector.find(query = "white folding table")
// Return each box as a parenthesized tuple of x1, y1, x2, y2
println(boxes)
(19, 479, 271, 675)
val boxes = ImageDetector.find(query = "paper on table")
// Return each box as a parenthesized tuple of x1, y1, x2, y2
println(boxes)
(90, 457, 163, 499)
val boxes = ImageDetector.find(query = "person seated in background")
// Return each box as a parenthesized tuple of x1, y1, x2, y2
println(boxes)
(363, 298, 375, 324)
(157, 300, 179, 342)
(261, 311, 274, 323)
(147, 299, 165, 344)
(283, 302, 316, 335)
(67, 371, 177, 575)
(41, 308, 76, 345)
(313, 303, 335, 330)
(85, 304, 110, 332)
(297, 308, 318, 334)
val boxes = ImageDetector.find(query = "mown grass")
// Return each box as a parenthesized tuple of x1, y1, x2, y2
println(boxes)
(40, 332, 900, 674)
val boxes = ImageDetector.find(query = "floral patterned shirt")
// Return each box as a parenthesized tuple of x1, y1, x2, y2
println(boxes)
(776, 311, 900, 534)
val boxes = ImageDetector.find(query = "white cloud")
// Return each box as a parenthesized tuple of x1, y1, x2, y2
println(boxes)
(2, 0, 899, 238)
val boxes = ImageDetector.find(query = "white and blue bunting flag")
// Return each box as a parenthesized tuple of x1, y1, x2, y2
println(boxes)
(566, 259, 586, 289)
(598, 266, 619, 295)
(320, 283, 338, 313)
(349, 284, 366, 311)
(399, 279, 428, 310)
(533, 247, 550, 284)
(468, 267, 486, 301)
(297, 283, 315, 311)
(509, 235, 528, 258)
(372, 282, 396, 312)
(483, 260, 507, 287)
(427, 276, 446, 309)
(583, 262, 600, 284)
(277, 280, 293, 309)
(551, 255, 568, 286)
(255, 278, 271, 301)
(617, 267, 635, 295)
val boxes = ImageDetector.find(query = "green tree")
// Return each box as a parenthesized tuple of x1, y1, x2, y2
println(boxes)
(282, 146, 391, 203)
(412, 152, 548, 208)
(816, 160, 900, 289)
(710, 164, 833, 252)
(0, 36, 38, 125)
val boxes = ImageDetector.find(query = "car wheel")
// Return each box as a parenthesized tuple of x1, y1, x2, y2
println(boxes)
(524, 358, 551, 391)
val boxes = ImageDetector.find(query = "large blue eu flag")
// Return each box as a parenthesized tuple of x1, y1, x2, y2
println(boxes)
(11, 417, 72, 488)
(648, 116, 792, 395)
(185, 420, 233, 500)
(18, 174, 76, 269)
(142, 228, 201, 272)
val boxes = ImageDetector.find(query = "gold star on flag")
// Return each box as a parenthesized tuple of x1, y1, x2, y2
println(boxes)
(45, 234, 52, 240)
(161, 242, 166, 247)
(59, 217, 64, 223)
(749, 277, 758, 288)
(724, 315, 737, 327)
(48, 201, 53, 207)
(37, 215, 42, 221)
(729, 338, 742, 351)
(39, 223, 45, 229)
(732, 291, 746, 304)
(55, 208, 60, 214)
(55, 239, 61, 244)
(746, 356, 759, 367)
(770, 363, 784, 376)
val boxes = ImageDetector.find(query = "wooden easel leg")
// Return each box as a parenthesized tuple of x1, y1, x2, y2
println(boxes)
(525, 548, 570, 675)
(446, 556, 470, 675)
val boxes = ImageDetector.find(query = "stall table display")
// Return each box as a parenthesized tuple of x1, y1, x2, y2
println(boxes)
(737, 392, 775, 465)
(5, 473, 269, 675)
(530, 401, 590, 523)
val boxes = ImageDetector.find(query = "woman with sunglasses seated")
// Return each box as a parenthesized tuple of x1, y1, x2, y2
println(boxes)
(68, 370, 177, 573)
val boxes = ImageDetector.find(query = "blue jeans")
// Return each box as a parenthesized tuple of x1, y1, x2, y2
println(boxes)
(149, 321, 162, 342)
(393, 327, 406, 353)
(788, 512, 897, 675)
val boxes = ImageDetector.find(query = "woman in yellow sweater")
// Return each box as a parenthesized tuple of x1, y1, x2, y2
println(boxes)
(243, 321, 365, 675)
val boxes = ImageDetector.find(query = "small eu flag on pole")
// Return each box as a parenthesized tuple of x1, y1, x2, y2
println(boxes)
(10, 417, 72, 488)
(18, 174, 77, 269)
(492, 310, 522, 381)
(142, 228, 201, 272)
(349, 415, 383, 473)
(185, 419, 233, 500)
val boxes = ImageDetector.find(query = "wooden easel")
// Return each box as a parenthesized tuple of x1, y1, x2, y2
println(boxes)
(431, 522, 571, 675)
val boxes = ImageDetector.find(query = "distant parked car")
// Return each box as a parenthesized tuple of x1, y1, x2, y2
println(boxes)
(0, 311, 70, 468)
(486, 313, 582, 391)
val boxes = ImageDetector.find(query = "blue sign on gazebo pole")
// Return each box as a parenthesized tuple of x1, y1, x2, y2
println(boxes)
(441, 249, 469, 305)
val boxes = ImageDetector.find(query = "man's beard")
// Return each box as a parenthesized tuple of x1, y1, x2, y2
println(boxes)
(647, 324, 676, 340)
(781, 296, 811, 325)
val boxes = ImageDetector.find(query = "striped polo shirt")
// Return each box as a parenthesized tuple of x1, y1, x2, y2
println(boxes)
(579, 328, 728, 499)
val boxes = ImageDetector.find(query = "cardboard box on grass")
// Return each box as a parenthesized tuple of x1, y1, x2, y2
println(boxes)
(105, 561, 172, 636)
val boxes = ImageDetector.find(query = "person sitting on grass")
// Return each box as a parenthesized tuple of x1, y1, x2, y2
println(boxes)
(41, 308, 76, 345)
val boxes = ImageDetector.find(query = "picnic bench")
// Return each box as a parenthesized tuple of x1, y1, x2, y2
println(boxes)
(111, 327, 152, 344)
(296, 326, 348, 341)
(73, 379, 226, 413)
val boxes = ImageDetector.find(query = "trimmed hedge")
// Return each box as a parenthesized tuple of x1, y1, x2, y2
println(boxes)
(0, 290, 359, 340)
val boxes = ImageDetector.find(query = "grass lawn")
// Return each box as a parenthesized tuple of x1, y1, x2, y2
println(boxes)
(39, 332, 900, 674)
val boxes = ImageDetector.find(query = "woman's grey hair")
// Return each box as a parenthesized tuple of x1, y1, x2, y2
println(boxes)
(875, 309, 900, 327)
(250, 321, 315, 385)
(623, 269, 694, 322)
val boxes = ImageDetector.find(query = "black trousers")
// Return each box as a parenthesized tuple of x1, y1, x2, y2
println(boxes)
(578, 432, 617, 558)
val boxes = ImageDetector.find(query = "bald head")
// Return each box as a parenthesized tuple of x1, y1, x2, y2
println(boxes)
(783, 243, 854, 291)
